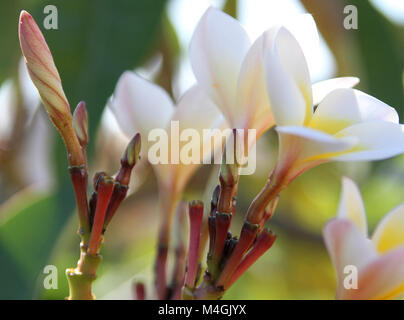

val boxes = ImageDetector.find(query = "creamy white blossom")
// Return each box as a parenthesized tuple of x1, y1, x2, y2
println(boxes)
(189, 8, 359, 141)
(324, 177, 404, 300)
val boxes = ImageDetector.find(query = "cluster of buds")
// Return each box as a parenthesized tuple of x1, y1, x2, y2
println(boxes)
(181, 131, 277, 300)
(67, 132, 140, 300)
(18, 10, 141, 300)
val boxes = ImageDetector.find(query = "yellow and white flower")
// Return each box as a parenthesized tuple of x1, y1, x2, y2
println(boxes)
(324, 177, 404, 300)
(262, 24, 404, 184)
(189, 8, 359, 142)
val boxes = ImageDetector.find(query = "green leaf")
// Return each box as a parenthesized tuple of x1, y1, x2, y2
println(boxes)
(346, 0, 404, 116)
(28, 0, 167, 149)
(0, 0, 23, 82)
(0, 191, 61, 299)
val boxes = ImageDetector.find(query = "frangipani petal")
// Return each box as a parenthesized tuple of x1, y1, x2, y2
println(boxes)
(109, 71, 174, 146)
(312, 77, 359, 106)
(173, 85, 225, 168)
(279, 14, 320, 80)
(340, 247, 404, 300)
(263, 26, 312, 126)
(333, 121, 404, 161)
(172, 85, 223, 134)
(189, 7, 250, 126)
(235, 34, 273, 136)
(310, 88, 398, 135)
(352, 89, 399, 123)
(323, 219, 378, 297)
(276, 125, 357, 163)
(310, 89, 362, 135)
(336, 177, 367, 236)
(372, 203, 404, 253)
(152, 86, 225, 195)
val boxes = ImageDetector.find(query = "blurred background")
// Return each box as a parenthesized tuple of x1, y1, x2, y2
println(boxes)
(0, 0, 403, 299)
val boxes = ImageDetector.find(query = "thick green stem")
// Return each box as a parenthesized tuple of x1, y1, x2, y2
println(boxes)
(66, 243, 102, 300)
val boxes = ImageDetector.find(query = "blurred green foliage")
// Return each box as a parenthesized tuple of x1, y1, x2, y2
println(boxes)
(0, 0, 404, 300)
(0, 0, 167, 299)
(347, 0, 404, 116)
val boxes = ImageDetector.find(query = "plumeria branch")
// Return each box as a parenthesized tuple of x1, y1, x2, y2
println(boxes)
(18, 10, 141, 300)
(181, 131, 278, 300)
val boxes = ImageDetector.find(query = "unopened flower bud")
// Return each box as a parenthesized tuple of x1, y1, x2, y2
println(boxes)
(19, 11, 71, 129)
(73, 101, 88, 148)
(121, 133, 141, 168)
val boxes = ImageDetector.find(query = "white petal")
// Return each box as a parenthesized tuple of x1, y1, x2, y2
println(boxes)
(341, 247, 404, 300)
(0, 80, 16, 143)
(310, 88, 362, 135)
(109, 71, 174, 141)
(235, 34, 273, 136)
(263, 26, 312, 126)
(280, 14, 320, 80)
(276, 125, 357, 163)
(323, 219, 378, 298)
(189, 7, 251, 126)
(337, 177, 367, 236)
(155, 85, 226, 195)
(172, 85, 222, 134)
(312, 77, 359, 106)
(333, 121, 404, 161)
(372, 203, 404, 253)
(311, 89, 399, 136)
(352, 89, 399, 123)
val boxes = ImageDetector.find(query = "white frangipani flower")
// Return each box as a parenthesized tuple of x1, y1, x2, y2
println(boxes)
(261, 23, 404, 184)
(189, 7, 359, 140)
(324, 177, 404, 300)
(109, 71, 224, 208)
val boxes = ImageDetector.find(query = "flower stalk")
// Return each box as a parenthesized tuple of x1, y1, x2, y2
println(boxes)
(183, 201, 204, 295)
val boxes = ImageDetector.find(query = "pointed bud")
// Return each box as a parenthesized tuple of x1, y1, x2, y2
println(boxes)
(19, 11, 71, 129)
(122, 133, 141, 168)
(73, 101, 88, 147)
(115, 133, 141, 187)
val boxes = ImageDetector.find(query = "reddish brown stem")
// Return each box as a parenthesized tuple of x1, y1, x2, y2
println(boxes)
(184, 201, 204, 288)
(134, 282, 145, 300)
(210, 213, 231, 277)
(216, 221, 259, 288)
(69, 166, 90, 236)
(88, 177, 114, 255)
(227, 229, 276, 288)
